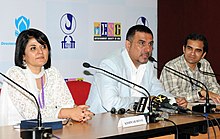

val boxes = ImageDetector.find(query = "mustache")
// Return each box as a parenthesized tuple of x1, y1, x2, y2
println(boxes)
(141, 52, 151, 57)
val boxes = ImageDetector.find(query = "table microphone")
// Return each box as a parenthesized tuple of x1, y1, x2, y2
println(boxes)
(149, 57, 216, 113)
(197, 62, 220, 82)
(0, 72, 52, 139)
(152, 94, 191, 114)
(83, 62, 159, 123)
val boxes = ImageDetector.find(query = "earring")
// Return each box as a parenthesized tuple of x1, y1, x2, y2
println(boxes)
(23, 60, 27, 67)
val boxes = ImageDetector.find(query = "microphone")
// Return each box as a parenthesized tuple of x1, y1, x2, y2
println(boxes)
(0, 72, 52, 139)
(83, 70, 94, 76)
(197, 62, 220, 82)
(161, 103, 191, 114)
(83, 62, 159, 123)
(149, 57, 216, 113)
(152, 94, 191, 114)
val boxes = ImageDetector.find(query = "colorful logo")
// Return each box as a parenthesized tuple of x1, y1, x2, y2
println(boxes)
(60, 13, 76, 49)
(136, 16, 149, 27)
(1, 16, 30, 46)
(15, 16, 30, 37)
(94, 22, 121, 41)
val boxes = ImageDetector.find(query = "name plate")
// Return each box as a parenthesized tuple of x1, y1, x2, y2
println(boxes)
(118, 115, 147, 128)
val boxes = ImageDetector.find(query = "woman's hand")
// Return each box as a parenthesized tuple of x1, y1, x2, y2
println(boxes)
(58, 105, 95, 122)
(76, 105, 94, 122)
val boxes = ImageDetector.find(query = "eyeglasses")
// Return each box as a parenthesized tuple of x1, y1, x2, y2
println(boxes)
(137, 40, 154, 48)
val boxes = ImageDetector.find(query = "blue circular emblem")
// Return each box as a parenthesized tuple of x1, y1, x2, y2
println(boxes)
(60, 13, 76, 35)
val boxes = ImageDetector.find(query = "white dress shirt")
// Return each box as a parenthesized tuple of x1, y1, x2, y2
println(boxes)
(86, 48, 174, 114)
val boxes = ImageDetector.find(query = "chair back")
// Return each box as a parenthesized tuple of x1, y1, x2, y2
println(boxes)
(66, 80, 91, 105)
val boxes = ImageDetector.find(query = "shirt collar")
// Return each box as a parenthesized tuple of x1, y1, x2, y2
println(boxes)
(124, 49, 147, 73)
(181, 54, 199, 73)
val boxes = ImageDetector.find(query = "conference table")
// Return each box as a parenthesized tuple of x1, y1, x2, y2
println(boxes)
(0, 112, 220, 139)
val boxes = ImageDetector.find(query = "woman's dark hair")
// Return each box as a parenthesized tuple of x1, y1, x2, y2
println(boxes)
(15, 28, 51, 69)
(126, 25, 153, 41)
(183, 33, 208, 54)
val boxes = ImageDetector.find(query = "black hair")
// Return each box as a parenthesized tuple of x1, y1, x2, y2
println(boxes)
(183, 33, 208, 54)
(14, 28, 51, 69)
(126, 25, 153, 41)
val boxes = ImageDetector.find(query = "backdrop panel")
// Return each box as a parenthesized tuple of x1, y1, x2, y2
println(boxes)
(0, 0, 157, 84)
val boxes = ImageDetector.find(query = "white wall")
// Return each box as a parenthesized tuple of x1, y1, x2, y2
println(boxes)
(0, 0, 157, 84)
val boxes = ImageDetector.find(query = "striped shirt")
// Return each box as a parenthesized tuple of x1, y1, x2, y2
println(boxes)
(160, 55, 220, 102)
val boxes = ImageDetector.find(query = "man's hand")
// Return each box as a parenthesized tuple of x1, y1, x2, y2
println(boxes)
(200, 90, 220, 104)
(175, 97, 188, 108)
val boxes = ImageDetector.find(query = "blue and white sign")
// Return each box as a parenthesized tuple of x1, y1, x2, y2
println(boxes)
(0, 0, 157, 84)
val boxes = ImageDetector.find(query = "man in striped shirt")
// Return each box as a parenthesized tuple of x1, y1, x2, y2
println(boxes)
(160, 33, 220, 104)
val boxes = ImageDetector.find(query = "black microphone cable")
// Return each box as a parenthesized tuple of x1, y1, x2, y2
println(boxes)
(182, 109, 218, 139)
(208, 117, 216, 139)
(165, 118, 179, 139)
(179, 110, 216, 139)
(207, 114, 220, 131)
(205, 113, 220, 139)
(202, 113, 217, 139)
(204, 113, 212, 139)
(155, 117, 179, 139)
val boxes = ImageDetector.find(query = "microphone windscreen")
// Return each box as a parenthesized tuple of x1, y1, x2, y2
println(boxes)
(197, 62, 201, 69)
(83, 70, 93, 76)
(83, 62, 90, 68)
(172, 103, 178, 106)
(149, 56, 157, 62)
(161, 102, 178, 110)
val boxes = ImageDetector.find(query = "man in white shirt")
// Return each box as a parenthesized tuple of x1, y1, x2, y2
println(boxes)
(86, 25, 187, 114)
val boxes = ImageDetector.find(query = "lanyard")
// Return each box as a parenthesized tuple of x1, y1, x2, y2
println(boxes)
(38, 76, 45, 109)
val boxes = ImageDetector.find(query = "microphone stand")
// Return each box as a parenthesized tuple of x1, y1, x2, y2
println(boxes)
(83, 62, 159, 123)
(149, 57, 216, 113)
(0, 72, 52, 139)
(197, 62, 220, 82)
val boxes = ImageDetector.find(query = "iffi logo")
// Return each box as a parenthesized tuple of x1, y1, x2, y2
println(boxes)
(15, 16, 30, 37)
(60, 13, 76, 49)
(94, 22, 121, 41)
